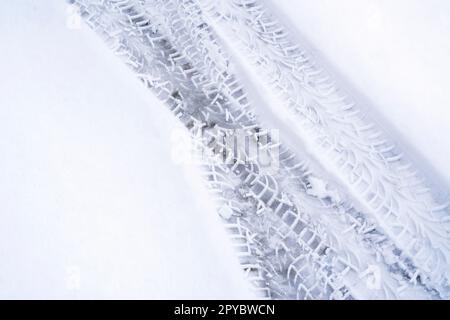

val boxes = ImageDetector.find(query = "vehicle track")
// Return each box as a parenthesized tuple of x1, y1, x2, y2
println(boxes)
(198, 0, 450, 297)
(72, 0, 450, 299)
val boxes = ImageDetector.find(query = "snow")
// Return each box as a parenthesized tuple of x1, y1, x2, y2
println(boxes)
(218, 205, 234, 220)
(1, 0, 449, 299)
(304, 176, 341, 204)
(272, 0, 450, 190)
(0, 1, 253, 299)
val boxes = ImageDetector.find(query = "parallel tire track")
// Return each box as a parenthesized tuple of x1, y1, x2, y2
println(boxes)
(72, 0, 450, 299)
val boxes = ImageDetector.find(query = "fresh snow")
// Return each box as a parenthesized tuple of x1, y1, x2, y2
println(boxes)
(0, 0, 449, 299)
(274, 0, 450, 190)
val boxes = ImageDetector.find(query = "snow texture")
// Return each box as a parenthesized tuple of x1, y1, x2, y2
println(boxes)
(0, 0, 253, 299)
(1, 0, 449, 299)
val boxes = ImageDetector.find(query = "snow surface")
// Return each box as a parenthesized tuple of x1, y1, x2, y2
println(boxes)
(0, 1, 253, 299)
(0, 0, 449, 298)
(272, 0, 450, 190)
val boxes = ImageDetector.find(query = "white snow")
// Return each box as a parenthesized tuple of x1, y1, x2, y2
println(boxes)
(272, 0, 450, 189)
(1, 0, 449, 299)
(306, 177, 330, 199)
(218, 205, 234, 220)
(305, 176, 343, 203)
(0, 1, 253, 299)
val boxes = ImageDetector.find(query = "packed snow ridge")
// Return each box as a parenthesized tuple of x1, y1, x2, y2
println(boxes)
(71, 0, 450, 299)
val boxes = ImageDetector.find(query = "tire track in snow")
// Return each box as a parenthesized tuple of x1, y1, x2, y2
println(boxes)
(149, 0, 437, 299)
(71, 0, 450, 299)
(198, 0, 450, 297)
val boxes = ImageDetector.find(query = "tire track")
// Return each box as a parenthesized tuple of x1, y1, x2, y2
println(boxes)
(71, 0, 449, 299)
